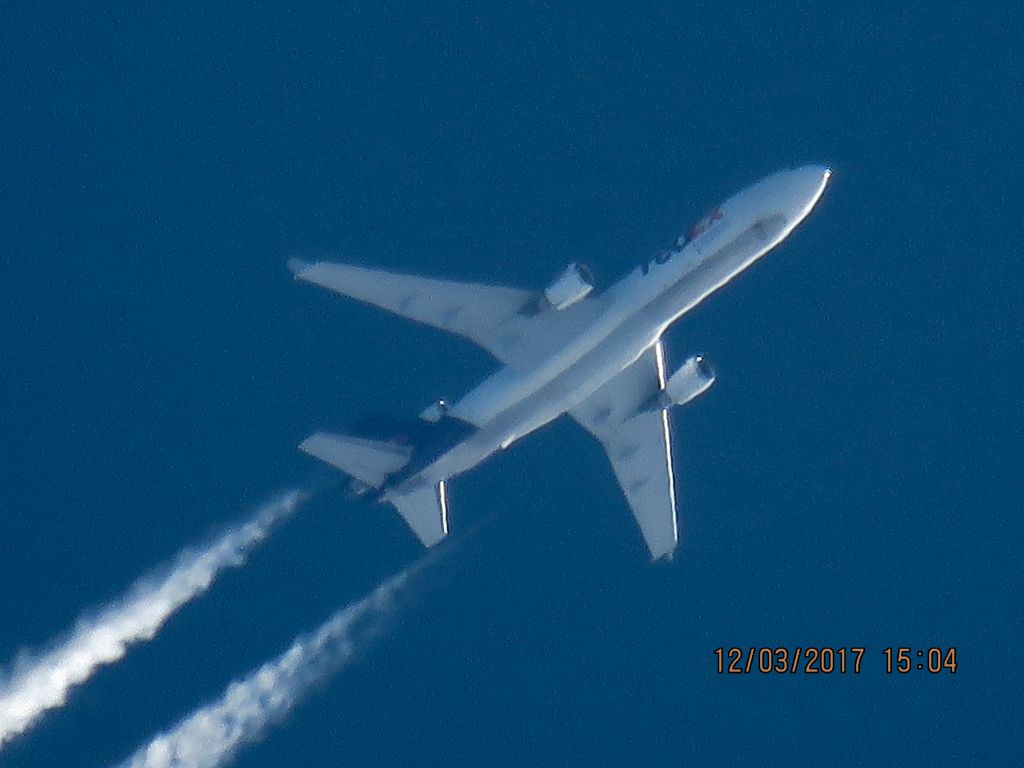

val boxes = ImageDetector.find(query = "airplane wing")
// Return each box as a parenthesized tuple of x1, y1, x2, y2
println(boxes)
(289, 259, 604, 370)
(568, 341, 679, 560)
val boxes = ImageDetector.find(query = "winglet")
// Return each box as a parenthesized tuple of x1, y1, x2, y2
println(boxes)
(287, 257, 312, 278)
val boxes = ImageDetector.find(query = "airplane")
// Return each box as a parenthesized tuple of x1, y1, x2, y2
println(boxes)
(289, 165, 831, 560)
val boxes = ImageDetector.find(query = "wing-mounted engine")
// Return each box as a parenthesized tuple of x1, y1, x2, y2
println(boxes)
(660, 355, 716, 408)
(544, 262, 594, 310)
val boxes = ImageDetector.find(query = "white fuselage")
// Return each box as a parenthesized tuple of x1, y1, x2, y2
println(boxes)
(390, 165, 831, 495)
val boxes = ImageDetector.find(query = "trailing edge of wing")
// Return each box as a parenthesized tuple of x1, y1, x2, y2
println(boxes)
(290, 259, 607, 371)
(291, 260, 534, 356)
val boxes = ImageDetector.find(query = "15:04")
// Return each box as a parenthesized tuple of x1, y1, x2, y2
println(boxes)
(883, 647, 957, 673)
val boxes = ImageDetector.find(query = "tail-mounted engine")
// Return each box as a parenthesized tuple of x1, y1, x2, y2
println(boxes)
(544, 262, 594, 311)
(419, 398, 449, 423)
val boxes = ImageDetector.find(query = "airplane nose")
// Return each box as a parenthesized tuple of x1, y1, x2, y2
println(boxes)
(791, 164, 832, 193)
(775, 164, 831, 218)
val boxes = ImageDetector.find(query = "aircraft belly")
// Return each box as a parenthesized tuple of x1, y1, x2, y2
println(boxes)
(450, 282, 665, 428)
(406, 312, 665, 491)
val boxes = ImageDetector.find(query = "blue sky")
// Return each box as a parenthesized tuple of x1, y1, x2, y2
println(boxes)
(1, 2, 1021, 766)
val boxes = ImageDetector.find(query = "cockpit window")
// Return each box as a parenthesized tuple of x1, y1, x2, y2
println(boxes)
(688, 206, 724, 239)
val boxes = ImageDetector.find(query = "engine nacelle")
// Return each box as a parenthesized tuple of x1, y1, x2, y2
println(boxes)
(544, 262, 594, 311)
(419, 399, 449, 423)
(662, 355, 715, 407)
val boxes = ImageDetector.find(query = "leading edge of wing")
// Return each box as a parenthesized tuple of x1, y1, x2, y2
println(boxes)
(569, 342, 679, 560)
(289, 258, 534, 355)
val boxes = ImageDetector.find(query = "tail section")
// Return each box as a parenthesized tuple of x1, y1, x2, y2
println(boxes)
(383, 480, 449, 546)
(299, 432, 411, 489)
(299, 431, 450, 547)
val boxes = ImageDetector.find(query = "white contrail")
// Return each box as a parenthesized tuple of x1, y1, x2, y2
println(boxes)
(117, 566, 413, 768)
(0, 489, 306, 748)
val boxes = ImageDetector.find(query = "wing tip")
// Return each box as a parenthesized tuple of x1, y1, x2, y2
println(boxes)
(287, 257, 313, 278)
(297, 431, 325, 455)
(652, 546, 677, 562)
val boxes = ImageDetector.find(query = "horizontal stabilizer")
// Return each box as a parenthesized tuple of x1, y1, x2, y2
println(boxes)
(385, 481, 450, 546)
(299, 432, 411, 489)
